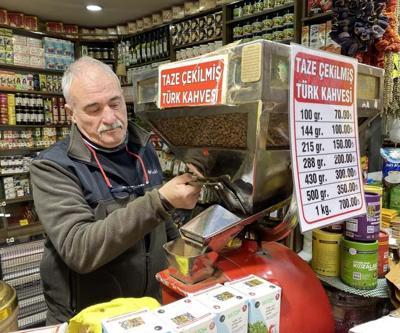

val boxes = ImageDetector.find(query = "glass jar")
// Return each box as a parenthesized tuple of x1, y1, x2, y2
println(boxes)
(283, 12, 295, 25)
(283, 27, 294, 40)
(243, 21, 253, 35)
(243, 2, 254, 16)
(252, 20, 263, 33)
(233, 4, 243, 19)
(263, 0, 275, 9)
(272, 15, 285, 28)
(254, 0, 264, 13)
(263, 17, 274, 30)
(233, 25, 244, 38)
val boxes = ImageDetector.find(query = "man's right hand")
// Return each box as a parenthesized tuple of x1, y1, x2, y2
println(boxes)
(158, 173, 202, 209)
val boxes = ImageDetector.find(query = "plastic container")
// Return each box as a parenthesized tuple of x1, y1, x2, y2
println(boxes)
(341, 237, 378, 290)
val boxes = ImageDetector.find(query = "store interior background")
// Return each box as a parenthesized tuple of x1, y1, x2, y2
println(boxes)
(0, 0, 400, 332)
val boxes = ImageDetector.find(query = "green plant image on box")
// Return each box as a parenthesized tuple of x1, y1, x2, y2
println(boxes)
(248, 321, 267, 333)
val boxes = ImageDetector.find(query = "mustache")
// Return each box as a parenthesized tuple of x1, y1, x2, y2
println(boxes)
(98, 121, 123, 135)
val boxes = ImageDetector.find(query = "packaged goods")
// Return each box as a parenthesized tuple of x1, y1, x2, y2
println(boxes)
(191, 284, 248, 333)
(68, 297, 160, 333)
(154, 298, 217, 332)
(103, 309, 173, 333)
(226, 275, 281, 333)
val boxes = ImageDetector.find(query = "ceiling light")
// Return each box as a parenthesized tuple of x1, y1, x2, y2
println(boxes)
(86, 4, 103, 11)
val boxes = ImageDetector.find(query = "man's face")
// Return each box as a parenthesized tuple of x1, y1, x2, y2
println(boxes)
(66, 68, 128, 148)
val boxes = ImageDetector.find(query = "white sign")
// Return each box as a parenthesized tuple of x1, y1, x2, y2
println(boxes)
(290, 44, 366, 232)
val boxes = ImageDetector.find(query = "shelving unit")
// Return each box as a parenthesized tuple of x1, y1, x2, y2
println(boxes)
(0, 88, 62, 96)
(226, 3, 295, 24)
(300, 0, 335, 51)
(0, 63, 64, 74)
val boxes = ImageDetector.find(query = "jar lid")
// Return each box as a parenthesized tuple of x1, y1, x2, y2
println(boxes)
(0, 281, 17, 322)
(385, 171, 400, 184)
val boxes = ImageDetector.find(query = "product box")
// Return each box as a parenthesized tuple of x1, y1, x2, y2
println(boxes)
(136, 19, 144, 31)
(199, 0, 217, 11)
(307, 0, 332, 17)
(309, 24, 320, 49)
(13, 52, 30, 66)
(301, 25, 310, 46)
(172, 6, 185, 19)
(39, 74, 47, 91)
(190, 284, 248, 333)
(13, 35, 27, 46)
(27, 37, 42, 48)
(184, 2, 197, 15)
(152, 13, 162, 26)
(13, 44, 29, 54)
(143, 17, 152, 29)
(63, 24, 79, 34)
(30, 47, 45, 57)
(154, 297, 217, 333)
(226, 275, 281, 333)
(316, 23, 326, 49)
(30, 55, 45, 68)
(127, 22, 138, 33)
(45, 21, 63, 33)
(0, 9, 8, 25)
(107, 27, 117, 35)
(162, 9, 173, 22)
(24, 15, 38, 31)
(324, 21, 341, 54)
(7, 12, 24, 28)
(102, 309, 173, 333)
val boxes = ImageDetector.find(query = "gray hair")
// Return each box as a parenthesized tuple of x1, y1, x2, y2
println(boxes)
(62, 56, 120, 104)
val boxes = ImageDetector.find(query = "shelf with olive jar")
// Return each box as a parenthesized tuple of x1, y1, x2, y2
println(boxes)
(225, 0, 300, 45)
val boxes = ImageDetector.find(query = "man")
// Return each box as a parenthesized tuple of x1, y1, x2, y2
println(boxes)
(30, 57, 201, 324)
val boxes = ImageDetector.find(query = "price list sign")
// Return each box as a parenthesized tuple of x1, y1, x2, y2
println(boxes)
(290, 45, 366, 232)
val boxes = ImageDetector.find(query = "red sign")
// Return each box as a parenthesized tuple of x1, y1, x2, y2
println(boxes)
(158, 55, 227, 108)
(294, 52, 354, 106)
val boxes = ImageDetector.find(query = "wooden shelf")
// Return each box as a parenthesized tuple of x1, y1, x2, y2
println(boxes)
(0, 172, 29, 177)
(226, 3, 295, 25)
(0, 124, 69, 129)
(0, 223, 44, 242)
(79, 39, 116, 44)
(0, 24, 76, 41)
(302, 11, 333, 24)
(124, 6, 224, 39)
(1, 196, 33, 205)
(0, 147, 43, 155)
(171, 6, 224, 24)
(173, 37, 222, 50)
(0, 88, 62, 96)
(0, 63, 64, 75)
(126, 57, 170, 69)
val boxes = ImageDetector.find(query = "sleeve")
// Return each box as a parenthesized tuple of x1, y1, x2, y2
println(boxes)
(30, 159, 171, 274)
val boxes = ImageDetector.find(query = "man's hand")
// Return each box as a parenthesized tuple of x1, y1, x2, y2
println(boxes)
(159, 173, 202, 209)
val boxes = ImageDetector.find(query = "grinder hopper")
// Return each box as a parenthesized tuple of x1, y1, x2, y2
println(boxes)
(134, 40, 384, 284)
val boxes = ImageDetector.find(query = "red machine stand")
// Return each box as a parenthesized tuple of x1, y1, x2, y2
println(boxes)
(157, 240, 335, 333)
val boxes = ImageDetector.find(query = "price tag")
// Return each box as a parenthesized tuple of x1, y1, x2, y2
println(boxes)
(290, 44, 366, 232)
(19, 218, 29, 226)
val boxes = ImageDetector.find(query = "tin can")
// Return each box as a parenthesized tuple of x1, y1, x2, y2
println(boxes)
(377, 231, 389, 278)
(341, 237, 378, 289)
(312, 229, 342, 277)
(345, 192, 380, 241)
